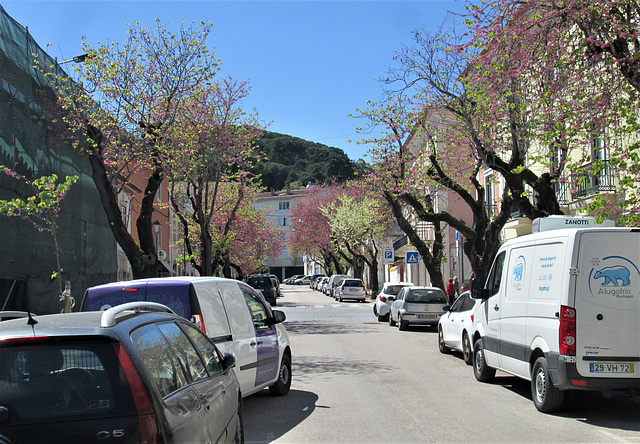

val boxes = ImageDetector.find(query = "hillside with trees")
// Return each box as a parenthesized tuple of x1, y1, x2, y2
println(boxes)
(254, 132, 366, 190)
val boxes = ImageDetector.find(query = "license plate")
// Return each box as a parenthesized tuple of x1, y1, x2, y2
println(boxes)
(417, 314, 436, 320)
(589, 363, 635, 374)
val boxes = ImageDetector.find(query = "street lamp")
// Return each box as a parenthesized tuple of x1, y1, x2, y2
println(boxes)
(58, 53, 89, 65)
(152, 220, 160, 253)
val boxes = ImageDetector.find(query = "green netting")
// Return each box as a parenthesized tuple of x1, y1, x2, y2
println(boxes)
(0, 5, 117, 314)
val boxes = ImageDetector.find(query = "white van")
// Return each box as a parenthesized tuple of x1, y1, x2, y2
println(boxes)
(82, 277, 292, 398)
(471, 222, 640, 412)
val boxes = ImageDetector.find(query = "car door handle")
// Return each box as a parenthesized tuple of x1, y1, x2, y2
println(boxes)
(493, 304, 499, 311)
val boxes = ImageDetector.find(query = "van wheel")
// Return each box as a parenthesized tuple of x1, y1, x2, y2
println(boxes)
(532, 357, 564, 413)
(473, 338, 496, 382)
(398, 315, 408, 331)
(462, 333, 473, 365)
(389, 313, 396, 327)
(269, 354, 291, 396)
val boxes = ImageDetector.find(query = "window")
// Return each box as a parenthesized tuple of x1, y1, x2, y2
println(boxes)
(183, 324, 223, 375)
(243, 291, 270, 329)
(279, 201, 290, 210)
(156, 322, 208, 383)
(131, 324, 187, 397)
(277, 217, 288, 226)
(486, 252, 506, 297)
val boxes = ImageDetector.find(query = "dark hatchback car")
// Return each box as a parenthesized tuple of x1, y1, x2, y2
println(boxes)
(0, 302, 243, 444)
(246, 275, 278, 305)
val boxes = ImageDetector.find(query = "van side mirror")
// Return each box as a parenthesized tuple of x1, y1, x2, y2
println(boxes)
(471, 277, 487, 299)
(271, 310, 286, 325)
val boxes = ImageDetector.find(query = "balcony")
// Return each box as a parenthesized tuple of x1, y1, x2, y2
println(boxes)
(571, 160, 616, 199)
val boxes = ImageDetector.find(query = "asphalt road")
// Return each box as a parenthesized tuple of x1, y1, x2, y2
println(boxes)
(243, 285, 640, 443)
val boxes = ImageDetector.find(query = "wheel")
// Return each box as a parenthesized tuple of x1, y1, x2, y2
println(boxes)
(462, 333, 473, 365)
(269, 354, 291, 396)
(373, 305, 378, 316)
(338, 295, 342, 302)
(234, 396, 244, 443)
(473, 338, 496, 382)
(438, 326, 451, 354)
(531, 357, 564, 413)
(398, 315, 408, 331)
(389, 312, 396, 327)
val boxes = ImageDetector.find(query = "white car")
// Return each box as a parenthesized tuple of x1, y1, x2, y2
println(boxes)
(373, 282, 414, 322)
(389, 286, 448, 330)
(336, 278, 366, 302)
(438, 291, 481, 365)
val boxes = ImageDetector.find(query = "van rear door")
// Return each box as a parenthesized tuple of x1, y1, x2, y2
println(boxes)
(575, 229, 640, 379)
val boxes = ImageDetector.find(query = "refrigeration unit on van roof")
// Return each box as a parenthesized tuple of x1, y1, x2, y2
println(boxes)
(531, 215, 615, 233)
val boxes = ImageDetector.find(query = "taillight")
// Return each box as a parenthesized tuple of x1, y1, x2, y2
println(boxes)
(380, 296, 387, 303)
(559, 305, 576, 356)
(470, 314, 474, 323)
(112, 343, 158, 444)
(191, 314, 205, 334)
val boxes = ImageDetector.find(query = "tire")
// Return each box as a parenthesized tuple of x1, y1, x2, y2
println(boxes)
(473, 338, 496, 382)
(531, 357, 564, 413)
(234, 396, 244, 443)
(338, 295, 342, 302)
(462, 333, 473, 365)
(269, 354, 291, 396)
(389, 312, 396, 327)
(438, 326, 451, 354)
(373, 305, 378, 316)
(398, 315, 408, 331)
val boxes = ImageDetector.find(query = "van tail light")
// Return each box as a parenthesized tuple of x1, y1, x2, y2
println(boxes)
(112, 343, 158, 444)
(380, 296, 387, 303)
(559, 305, 576, 356)
(191, 314, 205, 334)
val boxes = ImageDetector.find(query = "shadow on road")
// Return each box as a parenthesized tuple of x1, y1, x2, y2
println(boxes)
(243, 389, 319, 443)
(284, 321, 377, 335)
(491, 375, 640, 430)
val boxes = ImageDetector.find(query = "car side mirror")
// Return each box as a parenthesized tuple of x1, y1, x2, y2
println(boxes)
(387, 296, 395, 302)
(220, 353, 236, 370)
(270, 310, 286, 325)
(443, 305, 451, 312)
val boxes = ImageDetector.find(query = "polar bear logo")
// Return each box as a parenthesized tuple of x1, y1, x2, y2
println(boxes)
(594, 266, 631, 286)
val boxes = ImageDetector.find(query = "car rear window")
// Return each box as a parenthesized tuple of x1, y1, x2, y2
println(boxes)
(383, 285, 407, 295)
(0, 341, 135, 424)
(406, 289, 447, 303)
(247, 277, 271, 288)
(342, 279, 363, 287)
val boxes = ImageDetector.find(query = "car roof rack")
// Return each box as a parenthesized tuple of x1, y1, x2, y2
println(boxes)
(100, 302, 176, 328)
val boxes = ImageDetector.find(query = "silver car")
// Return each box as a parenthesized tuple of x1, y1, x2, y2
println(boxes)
(389, 286, 448, 330)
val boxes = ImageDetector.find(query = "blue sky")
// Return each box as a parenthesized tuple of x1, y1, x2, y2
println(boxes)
(3, 1, 463, 161)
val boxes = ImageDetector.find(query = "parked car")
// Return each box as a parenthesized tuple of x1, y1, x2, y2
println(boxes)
(310, 274, 325, 289)
(81, 276, 292, 399)
(283, 275, 304, 285)
(293, 275, 311, 285)
(318, 277, 330, 294)
(438, 291, 480, 364)
(373, 282, 414, 322)
(389, 286, 448, 330)
(336, 278, 366, 302)
(246, 274, 279, 305)
(269, 274, 281, 297)
(327, 274, 350, 298)
(0, 302, 243, 443)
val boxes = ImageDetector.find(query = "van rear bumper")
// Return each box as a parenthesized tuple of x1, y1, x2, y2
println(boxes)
(547, 353, 640, 392)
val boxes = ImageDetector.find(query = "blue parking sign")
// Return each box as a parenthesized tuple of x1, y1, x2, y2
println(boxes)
(406, 252, 419, 264)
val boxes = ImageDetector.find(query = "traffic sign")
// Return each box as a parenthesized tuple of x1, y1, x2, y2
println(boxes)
(383, 249, 394, 264)
(406, 252, 419, 264)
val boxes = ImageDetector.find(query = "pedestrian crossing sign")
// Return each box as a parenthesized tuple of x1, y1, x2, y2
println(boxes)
(406, 252, 419, 264)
